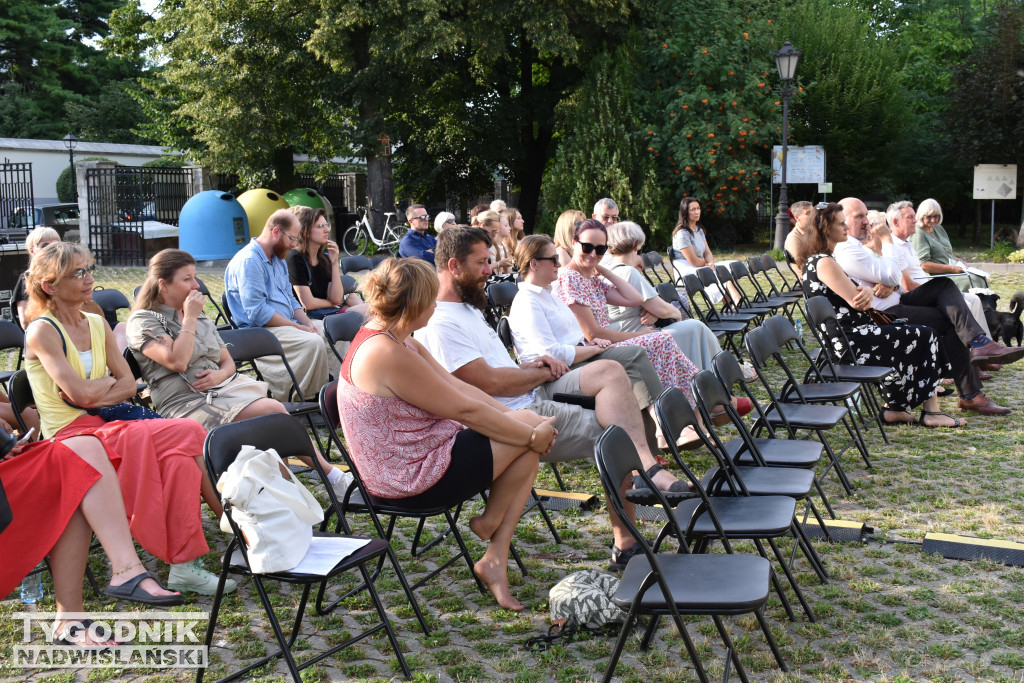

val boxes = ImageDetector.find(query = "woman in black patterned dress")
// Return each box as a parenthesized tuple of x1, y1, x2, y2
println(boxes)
(795, 203, 964, 428)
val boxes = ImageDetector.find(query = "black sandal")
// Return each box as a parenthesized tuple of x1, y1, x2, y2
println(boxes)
(104, 571, 184, 606)
(609, 543, 644, 572)
(635, 464, 690, 493)
(919, 410, 967, 429)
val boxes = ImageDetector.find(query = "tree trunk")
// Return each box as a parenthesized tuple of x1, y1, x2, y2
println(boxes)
(271, 146, 297, 194)
(365, 154, 395, 239)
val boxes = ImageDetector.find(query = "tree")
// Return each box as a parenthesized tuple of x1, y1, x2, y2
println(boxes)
(542, 44, 664, 238)
(781, 0, 916, 198)
(640, 0, 780, 238)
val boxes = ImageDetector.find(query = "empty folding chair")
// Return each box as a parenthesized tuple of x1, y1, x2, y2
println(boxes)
(681, 274, 748, 360)
(369, 254, 392, 270)
(594, 425, 787, 683)
(760, 253, 803, 295)
(712, 265, 774, 321)
(655, 387, 819, 620)
(340, 254, 373, 274)
(199, 414, 411, 682)
(322, 310, 364, 365)
(0, 321, 25, 388)
(91, 287, 131, 329)
(747, 256, 802, 304)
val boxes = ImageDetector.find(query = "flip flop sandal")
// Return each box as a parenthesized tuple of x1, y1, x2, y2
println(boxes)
(104, 571, 184, 607)
(919, 410, 967, 429)
(53, 619, 117, 651)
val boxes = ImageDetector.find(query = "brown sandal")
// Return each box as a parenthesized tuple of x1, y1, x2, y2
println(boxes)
(919, 410, 967, 429)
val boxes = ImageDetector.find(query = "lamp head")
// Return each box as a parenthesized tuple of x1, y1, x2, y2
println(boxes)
(773, 41, 802, 82)
(63, 132, 78, 151)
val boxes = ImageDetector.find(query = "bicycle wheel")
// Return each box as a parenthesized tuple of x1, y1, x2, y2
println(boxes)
(342, 224, 369, 256)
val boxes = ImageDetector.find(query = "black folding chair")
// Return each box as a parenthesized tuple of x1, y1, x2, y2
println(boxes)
(121, 348, 153, 409)
(195, 277, 233, 331)
(318, 382, 527, 609)
(727, 261, 791, 320)
(340, 255, 373, 274)
(0, 321, 25, 388)
(0, 473, 11, 534)
(760, 253, 803, 295)
(219, 292, 238, 329)
(746, 325, 872, 476)
(594, 425, 787, 683)
(369, 254, 392, 270)
(656, 387, 822, 620)
(218, 328, 327, 456)
(747, 256, 802, 304)
(803, 296, 895, 444)
(682, 273, 748, 360)
(199, 414, 411, 682)
(91, 287, 131, 328)
(710, 265, 773, 320)
(322, 310, 364, 365)
(484, 280, 518, 329)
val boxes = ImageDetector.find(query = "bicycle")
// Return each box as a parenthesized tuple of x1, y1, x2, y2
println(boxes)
(342, 206, 405, 256)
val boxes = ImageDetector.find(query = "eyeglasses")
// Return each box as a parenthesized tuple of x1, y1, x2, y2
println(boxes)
(578, 242, 608, 256)
(815, 202, 830, 210)
(281, 230, 300, 244)
(922, 215, 940, 221)
(411, 214, 429, 221)
(70, 265, 95, 280)
(314, 221, 331, 230)
(533, 255, 559, 265)
(599, 214, 619, 223)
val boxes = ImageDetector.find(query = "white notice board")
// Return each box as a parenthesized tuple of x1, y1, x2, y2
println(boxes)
(771, 145, 826, 184)
(973, 165, 1017, 200)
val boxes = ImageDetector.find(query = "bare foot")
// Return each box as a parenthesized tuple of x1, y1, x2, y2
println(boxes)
(474, 559, 524, 612)
(649, 466, 689, 492)
(53, 619, 119, 647)
(109, 569, 179, 599)
(469, 515, 499, 542)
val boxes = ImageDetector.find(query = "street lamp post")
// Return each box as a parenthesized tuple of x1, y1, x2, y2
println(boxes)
(63, 133, 79, 201)
(772, 41, 801, 252)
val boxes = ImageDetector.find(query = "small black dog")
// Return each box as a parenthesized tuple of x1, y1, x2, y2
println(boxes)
(977, 291, 1024, 346)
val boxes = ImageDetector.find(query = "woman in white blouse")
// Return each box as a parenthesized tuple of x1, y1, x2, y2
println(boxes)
(508, 234, 706, 452)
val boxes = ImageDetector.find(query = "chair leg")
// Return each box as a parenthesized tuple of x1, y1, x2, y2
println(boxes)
(527, 488, 561, 544)
(765, 537, 815, 622)
(814, 430, 854, 495)
(196, 546, 234, 683)
(359, 562, 412, 679)
(753, 539, 796, 622)
(639, 614, 661, 650)
(754, 608, 789, 672)
(548, 462, 568, 492)
(792, 520, 830, 583)
(446, 509, 487, 595)
(602, 606, 641, 683)
(711, 614, 749, 683)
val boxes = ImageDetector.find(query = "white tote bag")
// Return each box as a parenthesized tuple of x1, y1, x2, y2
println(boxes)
(216, 445, 325, 573)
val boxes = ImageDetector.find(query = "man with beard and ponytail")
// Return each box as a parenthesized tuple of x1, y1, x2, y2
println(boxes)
(416, 226, 683, 571)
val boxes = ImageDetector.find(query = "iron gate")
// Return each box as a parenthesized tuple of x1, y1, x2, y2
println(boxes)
(0, 162, 35, 241)
(85, 166, 193, 266)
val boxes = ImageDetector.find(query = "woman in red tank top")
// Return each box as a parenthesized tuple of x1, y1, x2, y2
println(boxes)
(337, 258, 554, 612)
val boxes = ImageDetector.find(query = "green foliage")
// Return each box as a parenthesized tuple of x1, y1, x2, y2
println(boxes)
(768, 247, 785, 262)
(640, 0, 779, 225)
(782, 0, 915, 197)
(55, 157, 115, 202)
(979, 240, 1017, 263)
(1007, 248, 1024, 264)
(142, 156, 188, 168)
(541, 44, 664, 239)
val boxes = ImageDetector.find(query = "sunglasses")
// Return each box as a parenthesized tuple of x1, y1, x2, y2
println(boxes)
(70, 265, 96, 280)
(411, 214, 430, 221)
(578, 242, 608, 256)
(533, 255, 559, 265)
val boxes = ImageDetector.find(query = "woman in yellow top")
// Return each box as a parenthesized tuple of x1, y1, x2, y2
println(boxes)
(24, 242, 236, 595)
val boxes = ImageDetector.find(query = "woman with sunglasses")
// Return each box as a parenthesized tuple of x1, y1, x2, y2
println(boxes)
(286, 206, 366, 319)
(554, 219, 700, 409)
(24, 242, 241, 595)
(794, 203, 961, 428)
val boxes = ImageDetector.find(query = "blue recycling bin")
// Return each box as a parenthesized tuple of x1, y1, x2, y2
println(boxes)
(178, 191, 250, 260)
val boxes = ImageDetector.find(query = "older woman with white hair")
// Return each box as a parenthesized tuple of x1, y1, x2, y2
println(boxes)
(605, 221, 725, 372)
(434, 212, 456, 234)
(912, 198, 987, 292)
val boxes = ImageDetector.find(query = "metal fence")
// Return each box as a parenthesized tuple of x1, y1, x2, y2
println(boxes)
(85, 166, 194, 266)
(0, 162, 35, 241)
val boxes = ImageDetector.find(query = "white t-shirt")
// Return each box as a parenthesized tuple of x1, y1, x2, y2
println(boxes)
(607, 262, 657, 332)
(892, 234, 929, 283)
(415, 301, 535, 409)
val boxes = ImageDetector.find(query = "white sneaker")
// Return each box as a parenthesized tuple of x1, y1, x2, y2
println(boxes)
(167, 558, 237, 595)
(330, 469, 355, 498)
(740, 362, 758, 383)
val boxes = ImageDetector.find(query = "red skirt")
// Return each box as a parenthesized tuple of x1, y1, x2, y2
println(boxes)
(0, 440, 101, 599)
(54, 415, 210, 565)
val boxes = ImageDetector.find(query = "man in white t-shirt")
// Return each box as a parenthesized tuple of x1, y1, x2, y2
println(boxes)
(416, 227, 682, 570)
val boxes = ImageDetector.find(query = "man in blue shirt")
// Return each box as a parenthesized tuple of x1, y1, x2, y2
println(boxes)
(224, 209, 331, 401)
(398, 204, 436, 264)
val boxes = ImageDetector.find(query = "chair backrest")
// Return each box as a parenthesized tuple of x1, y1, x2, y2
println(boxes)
(91, 288, 131, 328)
(220, 292, 237, 328)
(219, 327, 304, 401)
(655, 282, 681, 305)
(341, 274, 360, 297)
(496, 316, 514, 353)
(743, 324, 780, 372)
(7, 369, 35, 433)
(761, 254, 796, 292)
(763, 315, 797, 345)
(122, 347, 145, 381)
(132, 285, 142, 300)
(195, 277, 211, 297)
(682, 273, 713, 322)
(369, 254, 392, 270)
(693, 368, 768, 475)
(204, 413, 318, 488)
(485, 280, 518, 328)
(803, 296, 853, 364)
(653, 387, 713, 455)
(323, 311, 364, 364)
(340, 255, 374, 274)
(0, 320, 25, 352)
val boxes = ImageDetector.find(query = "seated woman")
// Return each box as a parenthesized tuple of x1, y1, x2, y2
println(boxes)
(24, 242, 238, 595)
(670, 196, 739, 303)
(553, 219, 701, 409)
(793, 203, 962, 428)
(503, 208, 526, 261)
(287, 206, 367, 319)
(2, 427, 182, 649)
(12, 227, 60, 329)
(912, 198, 987, 292)
(475, 210, 513, 275)
(127, 248, 353, 495)
(336, 258, 552, 611)
(553, 209, 586, 267)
